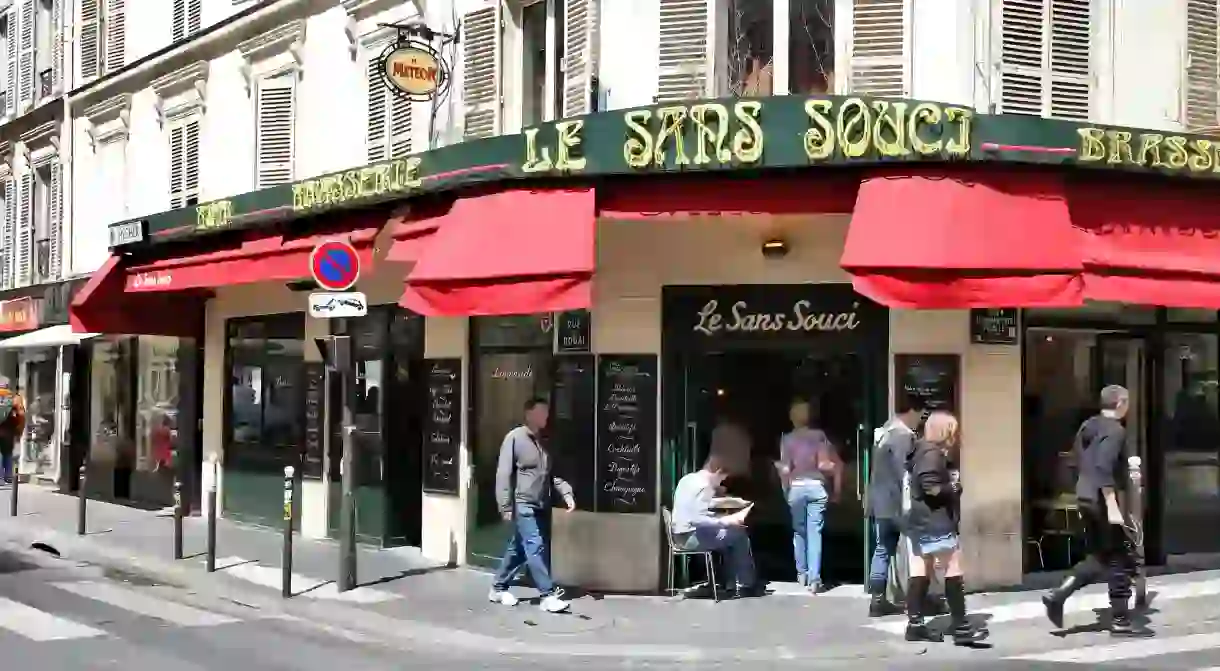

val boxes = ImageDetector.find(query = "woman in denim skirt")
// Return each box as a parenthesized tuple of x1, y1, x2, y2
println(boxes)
(902, 411, 987, 645)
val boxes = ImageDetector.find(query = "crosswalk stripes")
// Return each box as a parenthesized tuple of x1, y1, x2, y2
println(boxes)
(1007, 631, 1220, 664)
(52, 580, 239, 627)
(0, 595, 107, 641)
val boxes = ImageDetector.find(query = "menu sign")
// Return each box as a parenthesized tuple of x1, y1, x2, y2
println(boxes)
(894, 354, 960, 418)
(423, 358, 461, 494)
(970, 308, 1019, 345)
(595, 355, 657, 513)
(557, 310, 591, 353)
(550, 355, 595, 509)
(302, 363, 325, 479)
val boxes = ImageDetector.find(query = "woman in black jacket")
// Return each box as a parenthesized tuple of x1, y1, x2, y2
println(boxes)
(903, 411, 987, 645)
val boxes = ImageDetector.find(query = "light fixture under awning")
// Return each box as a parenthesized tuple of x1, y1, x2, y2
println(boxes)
(0, 325, 99, 349)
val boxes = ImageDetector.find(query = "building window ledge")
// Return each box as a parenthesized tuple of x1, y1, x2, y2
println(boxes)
(20, 121, 59, 165)
(151, 62, 209, 128)
(83, 93, 133, 148)
(0, 141, 12, 180)
(343, 0, 417, 59)
(238, 20, 306, 90)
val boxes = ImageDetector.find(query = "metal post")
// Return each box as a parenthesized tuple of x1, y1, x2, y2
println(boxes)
(206, 455, 218, 573)
(1127, 455, 1147, 608)
(339, 360, 357, 592)
(282, 465, 295, 598)
(76, 463, 87, 535)
(172, 451, 184, 560)
(9, 450, 18, 516)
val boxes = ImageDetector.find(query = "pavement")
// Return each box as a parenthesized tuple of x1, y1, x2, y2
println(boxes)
(1, 485, 1220, 669)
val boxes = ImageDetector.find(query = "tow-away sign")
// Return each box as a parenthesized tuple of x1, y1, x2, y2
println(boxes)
(308, 292, 368, 319)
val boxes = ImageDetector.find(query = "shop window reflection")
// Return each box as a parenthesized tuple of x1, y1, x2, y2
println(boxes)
(789, 0, 834, 95)
(1162, 334, 1220, 555)
(25, 350, 58, 479)
(90, 338, 134, 498)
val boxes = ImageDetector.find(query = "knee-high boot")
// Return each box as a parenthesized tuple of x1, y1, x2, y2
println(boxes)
(945, 576, 988, 645)
(904, 576, 941, 642)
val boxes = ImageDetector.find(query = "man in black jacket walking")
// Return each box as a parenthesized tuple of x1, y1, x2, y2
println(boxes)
(865, 395, 922, 617)
(1042, 385, 1151, 637)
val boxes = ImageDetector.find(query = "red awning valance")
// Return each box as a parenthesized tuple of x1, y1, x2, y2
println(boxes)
(385, 218, 440, 264)
(399, 188, 595, 316)
(841, 170, 1085, 308)
(71, 255, 206, 337)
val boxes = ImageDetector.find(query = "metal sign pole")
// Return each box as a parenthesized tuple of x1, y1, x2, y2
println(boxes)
(339, 346, 358, 592)
(206, 455, 218, 572)
(282, 465, 295, 598)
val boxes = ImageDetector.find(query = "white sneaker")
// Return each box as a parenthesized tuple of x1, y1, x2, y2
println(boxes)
(540, 594, 570, 613)
(488, 589, 519, 606)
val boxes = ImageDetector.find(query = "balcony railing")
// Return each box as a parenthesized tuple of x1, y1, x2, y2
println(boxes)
(38, 69, 51, 100)
(33, 238, 50, 283)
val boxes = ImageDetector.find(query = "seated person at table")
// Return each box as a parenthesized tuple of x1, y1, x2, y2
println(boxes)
(671, 453, 762, 598)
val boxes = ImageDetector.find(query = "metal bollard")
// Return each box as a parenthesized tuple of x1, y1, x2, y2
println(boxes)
(9, 453, 18, 516)
(1127, 456, 1147, 609)
(172, 477, 184, 560)
(282, 466, 294, 598)
(76, 464, 87, 536)
(206, 456, 218, 573)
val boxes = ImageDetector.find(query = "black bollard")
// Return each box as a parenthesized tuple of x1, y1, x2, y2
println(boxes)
(9, 456, 17, 516)
(172, 478, 184, 560)
(282, 466, 294, 598)
(206, 457, 218, 573)
(76, 464, 87, 536)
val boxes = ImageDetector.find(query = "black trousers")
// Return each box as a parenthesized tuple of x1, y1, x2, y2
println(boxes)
(1070, 500, 1137, 609)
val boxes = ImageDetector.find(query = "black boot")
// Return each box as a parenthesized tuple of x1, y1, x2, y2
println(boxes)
(904, 576, 942, 642)
(1042, 575, 1083, 629)
(868, 579, 902, 617)
(945, 576, 988, 646)
(1110, 600, 1154, 638)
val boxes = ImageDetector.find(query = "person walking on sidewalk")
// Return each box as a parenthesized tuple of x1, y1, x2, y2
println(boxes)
(777, 398, 841, 594)
(864, 396, 922, 617)
(489, 397, 576, 614)
(0, 377, 25, 485)
(903, 411, 986, 645)
(1042, 385, 1151, 638)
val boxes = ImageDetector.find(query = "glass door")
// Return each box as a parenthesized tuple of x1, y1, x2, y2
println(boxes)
(1160, 333, 1220, 555)
(1095, 335, 1148, 469)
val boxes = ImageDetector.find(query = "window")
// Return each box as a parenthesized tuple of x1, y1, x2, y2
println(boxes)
(255, 71, 296, 188)
(15, 171, 30, 285)
(17, 0, 32, 107)
(365, 48, 412, 162)
(172, 0, 203, 43)
(998, 0, 1092, 120)
(519, 0, 549, 126)
(90, 337, 136, 499)
(1, 12, 12, 114)
(169, 118, 200, 208)
(32, 163, 49, 283)
(34, 0, 49, 98)
(80, 0, 125, 82)
(0, 177, 10, 290)
(1185, 0, 1220, 131)
(789, 0, 835, 95)
(461, 4, 501, 138)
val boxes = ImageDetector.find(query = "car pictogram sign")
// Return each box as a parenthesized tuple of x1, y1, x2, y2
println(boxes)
(310, 240, 361, 291)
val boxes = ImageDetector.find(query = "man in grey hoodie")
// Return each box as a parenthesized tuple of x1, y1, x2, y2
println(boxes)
(489, 397, 576, 613)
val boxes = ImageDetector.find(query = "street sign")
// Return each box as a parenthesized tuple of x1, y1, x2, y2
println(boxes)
(310, 240, 361, 291)
(309, 292, 368, 319)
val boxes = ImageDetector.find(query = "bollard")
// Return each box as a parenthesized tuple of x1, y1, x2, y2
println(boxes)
(76, 464, 87, 535)
(172, 477, 184, 560)
(282, 466, 294, 598)
(1127, 455, 1147, 609)
(9, 453, 17, 516)
(206, 456, 218, 573)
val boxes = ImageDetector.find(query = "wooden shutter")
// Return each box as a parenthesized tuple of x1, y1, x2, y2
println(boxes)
(169, 123, 185, 208)
(850, 0, 910, 97)
(562, 0, 598, 116)
(105, 0, 125, 74)
(48, 163, 60, 279)
(999, 0, 1091, 119)
(79, 0, 99, 81)
(255, 72, 295, 187)
(389, 90, 412, 157)
(1047, 0, 1090, 119)
(15, 172, 30, 286)
(365, 54, 387, 162)
(1, 179, 12, 289)
(189, 0, 201, 35)
(172, 0, 186, 42)
(656, 0, 707, 102)
(17, 0, 32, 106)
(461, 5, 501, 139)
(50, 0, 62, 92)
(5, 8, 17, 115)
(1186, 0, 1219, 130)
(184, 119, 199, 204)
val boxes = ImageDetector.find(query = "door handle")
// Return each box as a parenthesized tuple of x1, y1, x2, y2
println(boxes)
(686, 422, 699, 473)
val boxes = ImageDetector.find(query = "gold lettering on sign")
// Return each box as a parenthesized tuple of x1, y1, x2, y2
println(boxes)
(1078, 126, 1220, 174)
(802, 97, 972, 162)
(521, 120, 588, 173)
(621, 101, 764, 169)
(292, 157, 423, 212)
(690, 103, 731, 165)
(196, 200, 233, 231)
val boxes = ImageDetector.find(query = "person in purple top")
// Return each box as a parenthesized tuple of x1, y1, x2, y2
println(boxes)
(777, 398, 841, 593)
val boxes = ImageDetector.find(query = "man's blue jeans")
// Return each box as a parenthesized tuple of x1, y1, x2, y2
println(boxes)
(682, 524, 756, 589)
(868, 518, 902, 594)
(0, 451, 11, 481)
(493, 504, 557, 595)
(788, 480, 829, 587)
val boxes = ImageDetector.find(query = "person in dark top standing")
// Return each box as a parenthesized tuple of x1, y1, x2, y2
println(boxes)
(864, 395, 923, 617)
(1042, 385, 1151, 638)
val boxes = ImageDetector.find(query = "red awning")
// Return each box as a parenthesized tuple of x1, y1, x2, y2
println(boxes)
(399, 188, 595, 316)
(841, 170, 1085, 308)
(71, 255, 206, 337)
(385, 217, 440, 264)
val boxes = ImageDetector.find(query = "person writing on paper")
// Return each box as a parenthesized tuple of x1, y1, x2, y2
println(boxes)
(777, 398, 841, 593)
(671, 452, 762, 599)
(1041, 385, 1151, 638)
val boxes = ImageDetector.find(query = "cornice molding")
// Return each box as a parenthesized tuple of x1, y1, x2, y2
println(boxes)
(0, 141, 12, 179)
(19, 121, 59, 157)
(151, 62, 209, 127)
(238, 20, 306, 90)
(83, 93, 133, 148)
(343, 0, 418, 59)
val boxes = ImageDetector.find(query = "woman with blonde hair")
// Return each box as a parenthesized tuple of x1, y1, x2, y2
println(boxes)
(902, 411, 987, 645)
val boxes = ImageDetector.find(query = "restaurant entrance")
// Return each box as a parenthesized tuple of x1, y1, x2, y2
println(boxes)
(662, 285, 888, 588)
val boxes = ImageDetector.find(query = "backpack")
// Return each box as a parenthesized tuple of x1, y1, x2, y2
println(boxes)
(0, 391, 16, 427)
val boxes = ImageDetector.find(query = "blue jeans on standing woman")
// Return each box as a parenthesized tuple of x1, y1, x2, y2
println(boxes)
(868, 518, 902, 594)
(788, 480, 829, 588)
(493, 504, 557, 595)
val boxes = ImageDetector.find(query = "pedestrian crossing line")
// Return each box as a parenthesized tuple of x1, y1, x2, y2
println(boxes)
(0, 595, 107, 641)
(209, 557, 400, 604)
(51, 580, 239, 628)
(1008, 631, 1220, 663)
(868, 576, 1220, 635)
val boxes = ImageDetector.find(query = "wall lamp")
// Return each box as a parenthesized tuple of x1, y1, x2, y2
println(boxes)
(761, 238, 789, 259)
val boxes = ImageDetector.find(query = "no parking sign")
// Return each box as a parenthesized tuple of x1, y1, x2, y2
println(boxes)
(310, 239, 361, 291)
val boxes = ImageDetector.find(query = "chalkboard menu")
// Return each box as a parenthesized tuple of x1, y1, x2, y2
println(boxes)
(557, 310, 591, 353)
(550, 355, 596, 509)
(894, 354, 960, 417)
(970, 308, 1019, 345)
(302, 363, 325, 479)
(596, 355, 658, 513)
(423, 358, 462, 494)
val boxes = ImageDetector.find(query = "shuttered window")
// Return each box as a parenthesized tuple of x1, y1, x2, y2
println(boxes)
(850, 0, 910, 97)
(255, 72, 295, 188)
(15, 172, 31, 286)
(562, 0, 598, 116)
(365, 51, 412, 162)
(3, 11, 14, 116)
(462, 6, 501, 139)
(50, 0, 62, 93)
(656, 0, 707, 102)
(17, 0, 31, 107)
(0, 178, 12, 289)
(998, 0, 1092, 120)
(169, 118, 200, 209)
(172, 0, 203, 43)
(47, 161, 59, 279)
(104, 0, 125, 74)
(80, 0, 99, 80)
(1186, 0, 1220, 131)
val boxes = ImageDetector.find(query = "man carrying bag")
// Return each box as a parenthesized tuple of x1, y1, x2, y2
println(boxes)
(0, 378, 26, 485)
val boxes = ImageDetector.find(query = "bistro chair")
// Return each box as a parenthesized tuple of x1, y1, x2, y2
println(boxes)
(661, 506, 719, 602)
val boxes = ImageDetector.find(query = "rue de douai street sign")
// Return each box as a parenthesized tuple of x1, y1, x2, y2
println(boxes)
(107, 92, 1220, 249)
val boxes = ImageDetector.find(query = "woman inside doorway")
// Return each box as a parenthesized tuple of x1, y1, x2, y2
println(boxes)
(778, 398, 842, 592)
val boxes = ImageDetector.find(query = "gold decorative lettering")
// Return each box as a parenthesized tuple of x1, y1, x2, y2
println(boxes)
(1106, 131, 1135, 165)
(196, 200, 233, 231)
(908, 103, 943, 156)
(292, 157, 423, 213)
(623, 110, 653, 168)
(803, 99, 835, 160)
(1162, 135, 1188, 169)
(554, 120, 587, 171)
(1138, 133, 1166, 167)
(1188, 139, 1214, 172)
(731, 101, 764, 163)
(521, 127, 554, 173)
(944, 107, 972, 157)
(656, 106, 690, 166)
(836, 98, 871, 158)
(870, 101, 910, 158)
(1077, 128, 1106, 162)
(690, 103, 731, 165)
